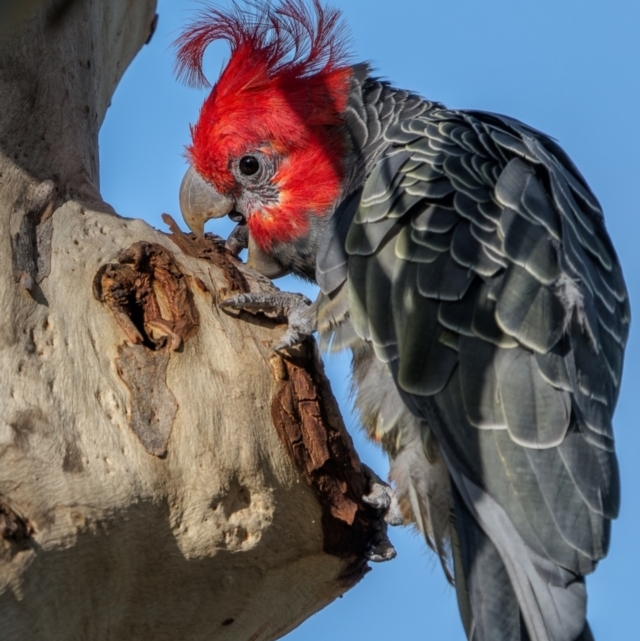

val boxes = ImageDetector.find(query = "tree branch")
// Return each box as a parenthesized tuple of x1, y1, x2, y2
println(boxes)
(0, 2, 377, 639)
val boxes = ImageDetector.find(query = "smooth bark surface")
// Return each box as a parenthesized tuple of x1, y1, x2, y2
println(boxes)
(0, 2, 375, 639)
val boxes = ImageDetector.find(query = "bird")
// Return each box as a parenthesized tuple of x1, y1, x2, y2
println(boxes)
(174, 2, 629, 639)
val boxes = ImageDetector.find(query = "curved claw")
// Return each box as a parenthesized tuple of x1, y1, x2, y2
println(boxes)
(219, 292, 315, 350)
(361, 464, 402, 563)
(225, 223, 249, 256)
(362, 465, 405, 527)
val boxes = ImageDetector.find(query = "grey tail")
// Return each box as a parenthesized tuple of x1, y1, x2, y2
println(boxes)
(450, 485, 595, 641)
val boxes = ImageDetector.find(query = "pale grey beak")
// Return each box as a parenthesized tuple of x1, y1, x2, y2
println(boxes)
(179, 166, 235, 236)
(180, 166, 290, 279)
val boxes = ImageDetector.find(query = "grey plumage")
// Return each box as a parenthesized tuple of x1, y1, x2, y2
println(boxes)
(316, 76, 629, 641)
(187, 62, 626, 640)
(175, 11, 629, 638)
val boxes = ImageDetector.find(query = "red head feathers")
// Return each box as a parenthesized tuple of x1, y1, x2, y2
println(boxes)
(174, 0, 354, 250)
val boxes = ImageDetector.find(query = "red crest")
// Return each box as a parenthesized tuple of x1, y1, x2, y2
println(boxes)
(174, 1, 354, 248)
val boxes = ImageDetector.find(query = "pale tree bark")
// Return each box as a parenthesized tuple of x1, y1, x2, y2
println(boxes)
(0, 2, 380, 639)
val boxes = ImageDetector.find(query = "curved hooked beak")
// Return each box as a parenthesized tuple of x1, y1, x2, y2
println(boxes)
(179, 166, 234, 237)
(180, 166, 290, 280)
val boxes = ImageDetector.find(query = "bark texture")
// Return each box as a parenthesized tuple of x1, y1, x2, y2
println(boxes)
(0, 2, 376, 639)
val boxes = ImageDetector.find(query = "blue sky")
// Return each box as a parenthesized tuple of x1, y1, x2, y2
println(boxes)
(100, 1, 640, 638)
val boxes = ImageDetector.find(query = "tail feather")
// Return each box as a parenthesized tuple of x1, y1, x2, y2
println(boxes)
(452, 484, 529, 641)
(384, 415, 597, 641)
(444, 473, 594, 641)
(449, 474, 595, 641)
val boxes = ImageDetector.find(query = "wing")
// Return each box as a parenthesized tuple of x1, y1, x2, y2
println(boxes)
(337, 109, 629, 639)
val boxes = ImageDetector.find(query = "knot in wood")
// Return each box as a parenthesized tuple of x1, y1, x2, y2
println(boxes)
(93, 241, 199, 351)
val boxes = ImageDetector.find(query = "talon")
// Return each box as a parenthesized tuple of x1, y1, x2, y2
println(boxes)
(360, 464, 402, 563)
(365, 513, 398, 562)
(362, 482, 391, 511)
(218, 291, 316, 350)
(366, 541, 397, 563)
(219, 295, 246, 310)
(225, 223, 248, 256)
(362, 464, 405, 526)
(274, 330, 306, 352)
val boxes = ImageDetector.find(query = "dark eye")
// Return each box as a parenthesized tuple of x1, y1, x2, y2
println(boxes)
(239, 155, 260, 176)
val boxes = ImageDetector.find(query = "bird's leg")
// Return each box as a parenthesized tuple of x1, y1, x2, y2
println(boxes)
(362, 464, 404, 525)
(361, 464, 404, 562)
(219, 292, 316, 351)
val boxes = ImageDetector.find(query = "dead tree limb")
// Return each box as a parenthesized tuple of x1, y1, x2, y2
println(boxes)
(0, 2, 378, 639)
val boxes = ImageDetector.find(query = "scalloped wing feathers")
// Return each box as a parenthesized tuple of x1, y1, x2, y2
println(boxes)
(318, 98, 628, 641)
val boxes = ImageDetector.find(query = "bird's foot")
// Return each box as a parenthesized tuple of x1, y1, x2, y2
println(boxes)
(220, 291, 316, 351)
(361, 464, 403, 562)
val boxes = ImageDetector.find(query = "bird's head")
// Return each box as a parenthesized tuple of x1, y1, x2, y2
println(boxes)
(175, 0, 353, 278)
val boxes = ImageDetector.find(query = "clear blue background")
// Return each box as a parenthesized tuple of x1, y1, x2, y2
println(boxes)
(100, 1, 639, 638)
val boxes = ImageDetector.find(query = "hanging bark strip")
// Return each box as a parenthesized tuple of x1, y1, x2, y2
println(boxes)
(270, 344, 377, 586)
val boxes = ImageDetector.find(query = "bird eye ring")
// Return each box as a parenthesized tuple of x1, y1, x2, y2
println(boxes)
(239, 155, 260, 176)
